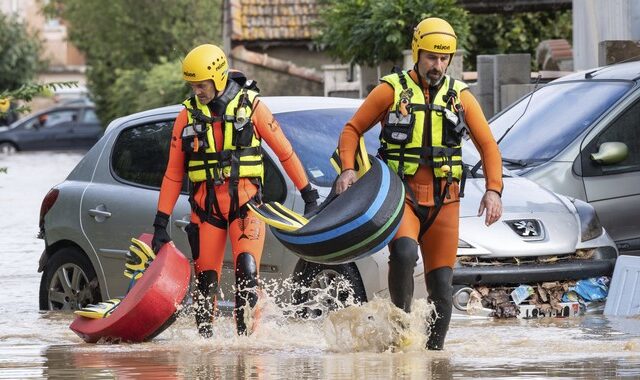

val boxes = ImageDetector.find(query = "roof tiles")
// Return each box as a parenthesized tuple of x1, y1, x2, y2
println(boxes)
(230, 0, 319, 41)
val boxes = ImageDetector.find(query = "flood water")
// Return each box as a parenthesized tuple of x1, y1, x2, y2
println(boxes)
(1, 151, 640, 379)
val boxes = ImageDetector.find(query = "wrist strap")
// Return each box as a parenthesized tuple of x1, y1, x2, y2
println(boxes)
(301, 184, 319, 203)
(153, 211, 170, 228)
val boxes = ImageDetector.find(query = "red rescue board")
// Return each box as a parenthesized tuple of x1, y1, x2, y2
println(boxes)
(69, 234, 190, 343)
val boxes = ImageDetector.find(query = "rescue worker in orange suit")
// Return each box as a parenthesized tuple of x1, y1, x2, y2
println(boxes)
(152, 44, 319, 337)
(335, 18, 503, 350)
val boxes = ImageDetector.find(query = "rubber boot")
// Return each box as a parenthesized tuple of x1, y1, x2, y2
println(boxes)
(194, 270, 218, 338)
(235, 253, 259, 336)
(388, 237, 419, 313)
(426, 267, 453, 350)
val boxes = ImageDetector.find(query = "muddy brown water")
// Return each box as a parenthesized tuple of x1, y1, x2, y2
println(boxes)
(1, 151, 639, 379)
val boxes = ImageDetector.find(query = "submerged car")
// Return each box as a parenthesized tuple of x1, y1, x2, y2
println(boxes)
(0, 100, 102, 154)
(489, 61, 640, 256)
(38, 96, 618, 316)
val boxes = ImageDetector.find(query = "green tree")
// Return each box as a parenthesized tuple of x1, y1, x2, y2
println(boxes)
(467, 11, 572, 70)
(108, 59, 190, 119)
(0, 12, 42, 92)
(316, 0, 469, 67)
(46, 0, 222, 124)
(1, 81, 77, 115)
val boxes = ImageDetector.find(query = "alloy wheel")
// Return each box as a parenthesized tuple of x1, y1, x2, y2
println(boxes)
(47, 263, 94, 310)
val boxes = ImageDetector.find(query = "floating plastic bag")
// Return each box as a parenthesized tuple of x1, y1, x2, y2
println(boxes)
(511, 285, 535, 305)
(564, 277, 609, 302)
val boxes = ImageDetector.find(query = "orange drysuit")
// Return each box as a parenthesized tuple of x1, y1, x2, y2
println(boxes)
(339, 70, 503, 272)
(157, 98, 310, 293)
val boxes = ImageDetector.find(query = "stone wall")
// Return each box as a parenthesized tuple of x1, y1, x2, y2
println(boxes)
(598, 40, 640, 65)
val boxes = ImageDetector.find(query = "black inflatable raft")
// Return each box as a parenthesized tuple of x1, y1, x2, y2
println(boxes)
(272, 155, 405, 264)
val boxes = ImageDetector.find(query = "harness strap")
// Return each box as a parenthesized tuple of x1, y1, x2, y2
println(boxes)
(418, 182, 450, 239)
(187, 147, 262, 164)
(228, 151, 241, 218)
(383, 146, 462, 169)
(191, 199, 228, 229)
(188, 98, 224, 124)
(398, 72, 408, 91)
(382, 155, 462, 168)
(396, 72, 410, 178)
(444, 76, 457, 107)
(401, 178, 450, 239)
(186, 99, 225, 224)
(383, 146, 461, 157)
(407, 103, 446, 113)
(459, 165, 468, 198)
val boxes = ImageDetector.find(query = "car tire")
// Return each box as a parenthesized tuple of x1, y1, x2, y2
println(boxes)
(0, 142, 17, 154)
(291, 259, 367, 319)
(39, 247, 101, 311)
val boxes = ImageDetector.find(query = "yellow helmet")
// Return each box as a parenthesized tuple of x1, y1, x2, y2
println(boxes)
(182, 44, 229, 90)
(411, 17, 457, 63)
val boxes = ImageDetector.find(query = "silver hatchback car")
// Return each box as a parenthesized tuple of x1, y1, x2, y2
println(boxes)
(490, 61, 640, 256)
(38, 96, 618, 315)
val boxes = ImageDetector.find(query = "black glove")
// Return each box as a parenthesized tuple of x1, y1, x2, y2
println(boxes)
(152, 211, 172, 253)
(301, 184, 319, 216)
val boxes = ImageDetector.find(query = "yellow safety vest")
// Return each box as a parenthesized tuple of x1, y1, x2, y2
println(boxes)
(182, 88, 263, 184)
(379, 71, 467, 181)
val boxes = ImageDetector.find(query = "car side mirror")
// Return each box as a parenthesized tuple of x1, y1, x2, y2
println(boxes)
(590, 142, 628, 165)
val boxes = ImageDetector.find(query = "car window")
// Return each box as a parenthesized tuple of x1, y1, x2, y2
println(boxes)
(488, 81, 632, 164)
(276, 108, 379, 187)
(111, 118, 286, 199)
(81, 108, 100, 123)
(22, 118, 40, 130)
(41, 110, 78, 128)
(587, 99, 640, 175)
(21, 110, 77, 130)
(111, 120, 178, 190)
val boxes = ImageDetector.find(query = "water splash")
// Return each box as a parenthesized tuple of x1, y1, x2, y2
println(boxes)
(323, 298, 435, 353)
(165, 275, 436, 353)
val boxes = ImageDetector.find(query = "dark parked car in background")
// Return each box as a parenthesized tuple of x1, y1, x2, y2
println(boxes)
(488, 61, 640, 256)
(0, 99, 102, 154)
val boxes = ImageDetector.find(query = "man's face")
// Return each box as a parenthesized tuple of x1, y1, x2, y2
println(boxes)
(189, 79, 216, 104)
(416, 51, 450, 86)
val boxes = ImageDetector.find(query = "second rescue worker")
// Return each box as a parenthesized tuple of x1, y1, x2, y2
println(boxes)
(335, 18, 503, 350)
(151, 44, 319, 337)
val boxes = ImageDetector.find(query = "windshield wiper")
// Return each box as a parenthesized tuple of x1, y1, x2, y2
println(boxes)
(502, 157, 528, 167)
(470, 74, 543, 178)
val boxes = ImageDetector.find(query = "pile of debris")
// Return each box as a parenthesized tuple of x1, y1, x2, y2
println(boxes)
(465, 277, 610, 319)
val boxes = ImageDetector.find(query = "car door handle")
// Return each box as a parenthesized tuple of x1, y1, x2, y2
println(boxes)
(174, 219, 189, 228)
(88, 205, 112, 222)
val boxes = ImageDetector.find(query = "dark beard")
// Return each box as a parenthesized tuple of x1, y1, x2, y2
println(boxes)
(424, 71, 444, 87)
(417, 66, 444, 87)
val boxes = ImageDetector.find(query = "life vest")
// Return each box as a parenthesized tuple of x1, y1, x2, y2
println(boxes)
(181, 79, 263, 185)
(378, 71, 468, 183)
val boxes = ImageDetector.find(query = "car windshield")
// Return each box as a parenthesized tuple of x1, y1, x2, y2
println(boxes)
(277, 108, 380, 187)
(486, 80, 632, 164)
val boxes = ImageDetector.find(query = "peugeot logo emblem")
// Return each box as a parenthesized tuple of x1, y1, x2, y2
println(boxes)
(504, 219, 544, 241)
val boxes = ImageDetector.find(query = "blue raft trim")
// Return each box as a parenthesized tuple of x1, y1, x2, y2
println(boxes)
(310, 221, 402, 264)
(273, 162, 390, 244)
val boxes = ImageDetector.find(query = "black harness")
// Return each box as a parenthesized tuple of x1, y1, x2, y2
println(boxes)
(183, 77, 263, 228)
(379, 71, 467, 238)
